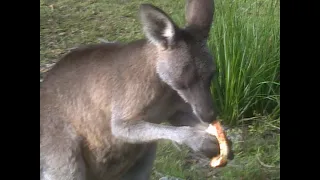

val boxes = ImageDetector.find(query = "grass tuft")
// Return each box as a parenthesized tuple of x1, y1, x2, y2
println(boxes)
(208, 0, 280, 126)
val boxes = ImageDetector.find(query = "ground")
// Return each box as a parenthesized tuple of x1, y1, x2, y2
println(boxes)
(40, 0, 280, 179)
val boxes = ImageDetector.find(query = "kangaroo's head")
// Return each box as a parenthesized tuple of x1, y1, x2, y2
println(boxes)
(139, 0, 216, 122)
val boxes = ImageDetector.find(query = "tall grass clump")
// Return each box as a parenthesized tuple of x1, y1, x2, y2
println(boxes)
(208, 0, 280, 125)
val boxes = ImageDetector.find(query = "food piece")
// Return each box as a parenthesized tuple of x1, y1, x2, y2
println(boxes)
(205, 120, 229, 168)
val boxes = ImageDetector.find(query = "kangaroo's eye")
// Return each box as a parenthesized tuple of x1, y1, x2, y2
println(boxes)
(182, 64, 193, 75)
(175, 66, 197, 90)
(175, 82, 188, 90)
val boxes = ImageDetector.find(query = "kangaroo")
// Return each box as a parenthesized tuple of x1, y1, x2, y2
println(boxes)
(40, 0, 233, 180)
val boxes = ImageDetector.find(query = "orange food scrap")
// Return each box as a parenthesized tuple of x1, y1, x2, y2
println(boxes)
(205, 120, 229, 168)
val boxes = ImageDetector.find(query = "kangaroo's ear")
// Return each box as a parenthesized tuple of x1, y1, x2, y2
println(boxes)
(139, 4, 178, 50)
(185, 0, 215, 40)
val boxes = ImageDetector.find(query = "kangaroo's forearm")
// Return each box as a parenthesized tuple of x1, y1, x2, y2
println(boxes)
(111, 120, 189, 144)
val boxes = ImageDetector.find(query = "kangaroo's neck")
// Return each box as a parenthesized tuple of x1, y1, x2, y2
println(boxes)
(118, 39, 164, 87)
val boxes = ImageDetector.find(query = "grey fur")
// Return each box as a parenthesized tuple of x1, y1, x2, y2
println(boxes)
(40, 0, 233, 180)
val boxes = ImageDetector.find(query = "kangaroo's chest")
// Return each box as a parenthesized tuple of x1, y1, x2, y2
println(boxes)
(83, 88, 182, 179)
(142, 90, 180, 124)
(83, 141, 148, 180)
